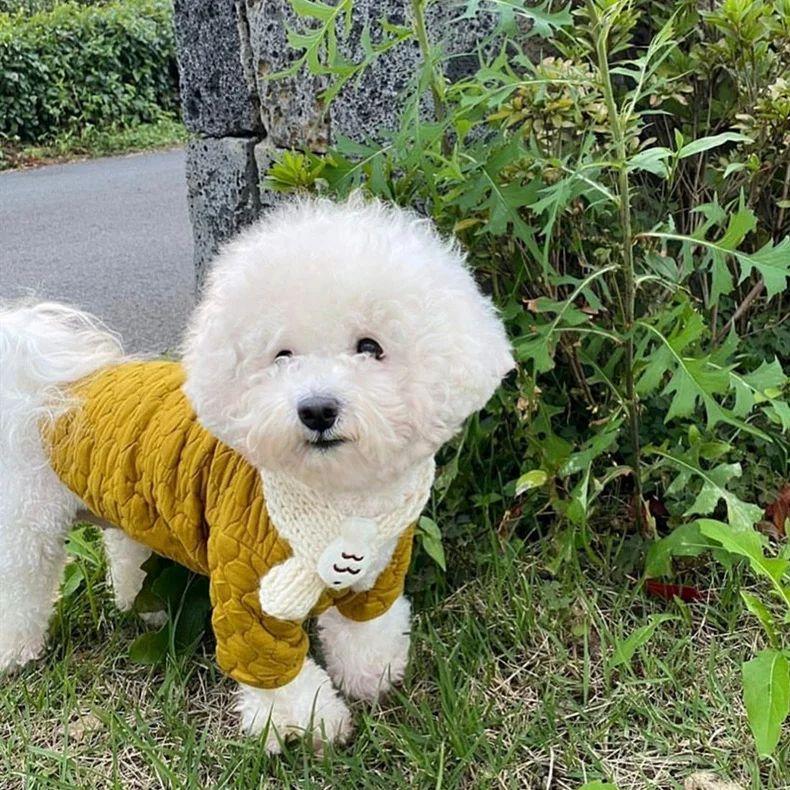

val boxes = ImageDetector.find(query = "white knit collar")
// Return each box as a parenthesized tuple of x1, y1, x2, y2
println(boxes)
(259, 457, 436, 562)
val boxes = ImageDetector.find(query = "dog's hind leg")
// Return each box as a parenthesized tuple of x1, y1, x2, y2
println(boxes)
(0, 459, 79, 673)
(103, 527, 150, 612)
(101, 526, 165, 625)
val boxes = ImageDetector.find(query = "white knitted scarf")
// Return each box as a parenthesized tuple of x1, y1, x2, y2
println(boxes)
(257, 457, 435, 621)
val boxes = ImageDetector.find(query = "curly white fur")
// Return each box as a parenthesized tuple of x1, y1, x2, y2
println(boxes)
(102, 528, 153, 612)
(0, 302, 123, 671)
(236, 658, 353, 753)
(0, 196, 513, 749)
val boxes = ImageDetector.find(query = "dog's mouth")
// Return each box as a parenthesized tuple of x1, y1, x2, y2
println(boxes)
(307, 436, 347, 451)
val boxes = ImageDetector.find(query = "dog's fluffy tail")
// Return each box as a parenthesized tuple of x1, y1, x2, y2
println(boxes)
(0, 301, 123, 456)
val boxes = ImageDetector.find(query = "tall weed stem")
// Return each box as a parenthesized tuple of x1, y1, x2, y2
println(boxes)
(591, 2, 646, 532)
(410, 0, 451, 155)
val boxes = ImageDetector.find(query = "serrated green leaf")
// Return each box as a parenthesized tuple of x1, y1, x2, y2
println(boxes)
(644, 232, 790, 300)
(742, 237, 790, 299)
(515, 264, 618, 374)
(514, 325, 555, 373)
(729, 358, 788, 420)
(663, 356, 730, 423)
(686, 465, 764, 530)
(701, 203, 756, 304)
(709, 251, 734, 304)
(692, 198, 728, 228)
(649, 449, 763, 531)
(290, 0, 339, 20)
(742, 649, 789, 756)
(643, 251, 681, 284)
(766, 400, 790, 431)
(636, 343, 672, 395)
(485, 0, 573, 36)
(637, 320, 770, 440)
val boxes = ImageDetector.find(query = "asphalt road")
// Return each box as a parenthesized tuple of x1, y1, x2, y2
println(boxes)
(0, 148, 195, 354)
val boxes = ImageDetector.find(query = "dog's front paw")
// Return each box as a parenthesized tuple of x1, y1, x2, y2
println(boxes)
(236, 658, 353, 753)
(317, 595, 411, 702)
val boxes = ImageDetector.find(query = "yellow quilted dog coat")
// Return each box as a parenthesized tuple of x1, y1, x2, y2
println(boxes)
(44, 361, 415, 689)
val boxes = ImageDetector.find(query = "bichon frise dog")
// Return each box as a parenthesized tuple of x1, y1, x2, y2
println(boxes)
(0, 195, 513, 751)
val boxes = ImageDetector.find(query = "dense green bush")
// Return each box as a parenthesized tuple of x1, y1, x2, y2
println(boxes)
(0, 0, 107, 15)
(268, 0, 790, 759)
(0, 0, 178, 143)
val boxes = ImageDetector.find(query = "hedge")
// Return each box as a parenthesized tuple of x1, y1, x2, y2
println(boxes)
(0, 0, 179, 143)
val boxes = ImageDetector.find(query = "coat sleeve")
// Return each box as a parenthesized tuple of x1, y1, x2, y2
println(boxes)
(206, 462, 309, 690)
(334, 525, 415, 622)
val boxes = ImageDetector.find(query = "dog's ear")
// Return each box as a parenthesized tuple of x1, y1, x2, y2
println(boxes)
(407, 269, 515, 450)
(180, 256, 251, 450)
(439, 285, 514, 432)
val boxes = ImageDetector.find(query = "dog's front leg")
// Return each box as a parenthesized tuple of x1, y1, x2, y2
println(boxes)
(317, 595, 411, 702)
(235, 657, 352, 753)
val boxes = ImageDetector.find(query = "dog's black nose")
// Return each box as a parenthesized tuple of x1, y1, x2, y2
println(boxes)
(298, 396, 339, 433)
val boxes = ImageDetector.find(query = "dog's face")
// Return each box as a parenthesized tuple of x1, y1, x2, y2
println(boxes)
(183, 197, 514, 492)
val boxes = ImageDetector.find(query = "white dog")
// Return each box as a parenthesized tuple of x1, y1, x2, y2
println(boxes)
(0, 195, 513, 751)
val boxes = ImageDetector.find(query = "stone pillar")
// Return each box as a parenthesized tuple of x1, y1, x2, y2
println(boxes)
(173, 0, 495, 286)
(173, 0, 264, 286)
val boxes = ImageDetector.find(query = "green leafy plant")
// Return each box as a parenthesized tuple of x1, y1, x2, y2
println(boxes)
(129, 557, 211, 667)
(268, 0, 789, 756)
(60, 524, 106, 624)
(697, 517, 790, 756)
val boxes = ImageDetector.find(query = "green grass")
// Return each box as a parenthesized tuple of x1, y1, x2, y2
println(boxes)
(0, 114, 188, 171)
(0, 527, 785, 789)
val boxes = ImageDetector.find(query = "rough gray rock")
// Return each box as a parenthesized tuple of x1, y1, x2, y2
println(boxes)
(185, 137, 261, 287)
(246, 0, 329, 149)
(332, 1, 498, 141)
(173, 0, 262, 136)
(253, 141, 287, 213)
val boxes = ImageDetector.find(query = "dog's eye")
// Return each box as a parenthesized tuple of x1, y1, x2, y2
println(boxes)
(356, 338, 383, 359)
(275, 349, 293, 360)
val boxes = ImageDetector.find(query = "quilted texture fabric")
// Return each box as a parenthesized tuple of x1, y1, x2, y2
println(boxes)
(43, 360, 415, 688)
